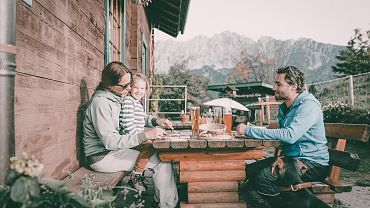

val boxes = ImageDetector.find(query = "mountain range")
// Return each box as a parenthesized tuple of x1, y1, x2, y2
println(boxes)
(154, 31, 345, 83)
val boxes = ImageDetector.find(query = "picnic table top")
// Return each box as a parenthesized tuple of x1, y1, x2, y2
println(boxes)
(153, 128, 280, 150)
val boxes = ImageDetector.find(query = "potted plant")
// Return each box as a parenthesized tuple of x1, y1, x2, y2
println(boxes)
(180, 110, 189, 123)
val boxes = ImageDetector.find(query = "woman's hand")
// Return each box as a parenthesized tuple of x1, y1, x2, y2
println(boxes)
(156, 118, 174, 130)
(144, 127, 166, 140)
(236, 123, 247, 135)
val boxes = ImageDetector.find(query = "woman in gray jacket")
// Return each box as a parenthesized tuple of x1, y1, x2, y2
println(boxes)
(83, 62, 178, 208)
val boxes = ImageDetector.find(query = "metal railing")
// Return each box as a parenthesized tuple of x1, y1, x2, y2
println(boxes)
(146, 85, 188, 116)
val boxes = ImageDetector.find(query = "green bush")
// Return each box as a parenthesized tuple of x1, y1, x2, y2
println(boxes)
(0, 153, 89, 208)
(322, 102, 370, 124)
(0, 153, 143, 208)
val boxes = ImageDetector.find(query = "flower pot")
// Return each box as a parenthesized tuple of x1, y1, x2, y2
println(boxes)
(180, 114, 189, 123)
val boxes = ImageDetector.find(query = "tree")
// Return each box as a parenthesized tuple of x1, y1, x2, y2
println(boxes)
(225, 61, 249, 84)
(150, 62, 211, 118)
(229, 48, 279, 85)
(332, 29, 370, 76)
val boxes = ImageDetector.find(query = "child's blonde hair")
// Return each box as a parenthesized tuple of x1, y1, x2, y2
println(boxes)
(132, 73, 150, 93)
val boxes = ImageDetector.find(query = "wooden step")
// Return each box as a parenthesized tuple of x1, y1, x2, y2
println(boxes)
(180, 170, 245, 182)
(180, 202, 247, 208)
(188, 192, 239, 203)
(180, 160, 245, 172)
(188, 181, 238, 193)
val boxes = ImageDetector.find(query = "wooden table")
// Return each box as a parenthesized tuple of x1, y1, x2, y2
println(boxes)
(153, 130, 280, 207)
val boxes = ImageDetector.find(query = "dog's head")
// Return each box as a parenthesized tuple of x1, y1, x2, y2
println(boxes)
(272, 157, 307, 186)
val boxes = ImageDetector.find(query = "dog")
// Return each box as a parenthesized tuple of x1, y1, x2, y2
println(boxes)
(272, 157, 330, 208)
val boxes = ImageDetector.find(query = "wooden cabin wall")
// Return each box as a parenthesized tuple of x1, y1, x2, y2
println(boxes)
(15, 0, 153, 180)
(128, 3, 151, 74)
(15, 0, 105, 179)
(124, 0, 133, 67)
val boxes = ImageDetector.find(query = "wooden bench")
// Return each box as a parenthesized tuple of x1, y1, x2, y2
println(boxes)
(62, 167, 127, 193)
(276, 123, 369, 207)
(63, 143, 155, 193)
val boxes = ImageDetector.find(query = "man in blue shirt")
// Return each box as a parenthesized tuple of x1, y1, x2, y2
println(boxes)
(237, 66, 329, 207)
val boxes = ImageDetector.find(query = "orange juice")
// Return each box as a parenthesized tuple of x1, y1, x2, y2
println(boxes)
(223, 113, 232, 134)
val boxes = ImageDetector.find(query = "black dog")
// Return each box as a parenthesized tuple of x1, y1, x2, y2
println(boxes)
(273, 157, 330, 208)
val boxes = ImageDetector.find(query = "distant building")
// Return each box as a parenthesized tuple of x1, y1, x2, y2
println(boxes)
(207, 81, 279, 125)
(207, 81, 275, 106)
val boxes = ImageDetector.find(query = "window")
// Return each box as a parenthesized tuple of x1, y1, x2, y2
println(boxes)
(105, 0, 125, 65)
(22, 0, 32, 7)
(141, 32, 147, 75)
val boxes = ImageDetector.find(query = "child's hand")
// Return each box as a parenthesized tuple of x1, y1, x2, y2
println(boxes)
(156, 118, 173, 130)
(143, 140, 153, 144)
(236, 123, 247, 135)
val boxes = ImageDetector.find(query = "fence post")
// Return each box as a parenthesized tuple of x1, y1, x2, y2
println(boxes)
(348, 75, 354, 106)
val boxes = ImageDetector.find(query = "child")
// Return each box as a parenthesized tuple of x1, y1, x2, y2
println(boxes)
(120, 73, 149, 135)
(120, 73, 153, 191)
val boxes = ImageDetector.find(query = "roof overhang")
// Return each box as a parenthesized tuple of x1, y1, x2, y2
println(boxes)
(146, 0, 190, 37)
(207, 81, 275, 96)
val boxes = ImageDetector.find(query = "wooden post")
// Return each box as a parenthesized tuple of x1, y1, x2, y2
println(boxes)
(260, 105, 264, 126)
(266, 104, 271, 126)
(348, 75, 354, 106)
(328, 138, 346, 184)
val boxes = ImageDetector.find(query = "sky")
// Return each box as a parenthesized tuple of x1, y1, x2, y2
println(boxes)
(155, 0, 370, 46)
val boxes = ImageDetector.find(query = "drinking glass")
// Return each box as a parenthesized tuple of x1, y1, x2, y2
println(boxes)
(191, 106, 200, 137)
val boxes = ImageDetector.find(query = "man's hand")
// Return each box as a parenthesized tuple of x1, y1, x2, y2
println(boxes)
(144, 127, 166, 140)
(236, 123, 248, 135)
(271, 156, 285, 175)
(156, 118, 174, 130)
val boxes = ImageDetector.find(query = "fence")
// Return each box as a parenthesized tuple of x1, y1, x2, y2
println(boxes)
(147, 85, 188, 118)
(307, 72, 370, 110)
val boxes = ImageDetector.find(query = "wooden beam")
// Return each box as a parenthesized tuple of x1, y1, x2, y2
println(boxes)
(171, 139, 189, 149)
(159, 149, 264, 162)
(328, 139, 346, 184)
(188, 192, 239, 203)
(180, 160, 245, 172)
(325, 123, 369, 142)
(328, 149, 360, 171)
(153, 139, 171, 149)
(315, 193, 335, 205)
(262, 140, 280, 147)
(180, 170, 245, 182)
(188, 139, 207, 148)
(180, 202, 247, 208)
(188, 181, 239, 193)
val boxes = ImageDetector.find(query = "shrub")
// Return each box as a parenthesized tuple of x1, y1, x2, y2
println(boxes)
(322, 102, 370, 124)
(0, 153, 143, 208)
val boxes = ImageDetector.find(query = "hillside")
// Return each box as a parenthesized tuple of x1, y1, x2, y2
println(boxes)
(154, 31, 344, 83)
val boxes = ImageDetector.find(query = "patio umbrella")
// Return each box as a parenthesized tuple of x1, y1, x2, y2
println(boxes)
(203, 98, 249, 111)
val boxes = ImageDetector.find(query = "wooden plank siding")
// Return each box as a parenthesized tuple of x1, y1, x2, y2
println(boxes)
(15, 0, 153, 179)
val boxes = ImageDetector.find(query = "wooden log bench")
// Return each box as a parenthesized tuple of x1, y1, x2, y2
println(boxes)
(62, 167, 126, 193)
(275, 123, 369, 207)
(62, 143, 154, 193)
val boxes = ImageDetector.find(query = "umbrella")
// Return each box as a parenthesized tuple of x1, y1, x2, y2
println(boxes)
(203, 98, 249, 111)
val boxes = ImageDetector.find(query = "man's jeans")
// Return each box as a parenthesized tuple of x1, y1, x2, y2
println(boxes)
(246, 157, 329, 196)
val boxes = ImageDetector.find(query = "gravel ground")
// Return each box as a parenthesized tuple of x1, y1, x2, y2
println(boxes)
(334, 186, 370, 208)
